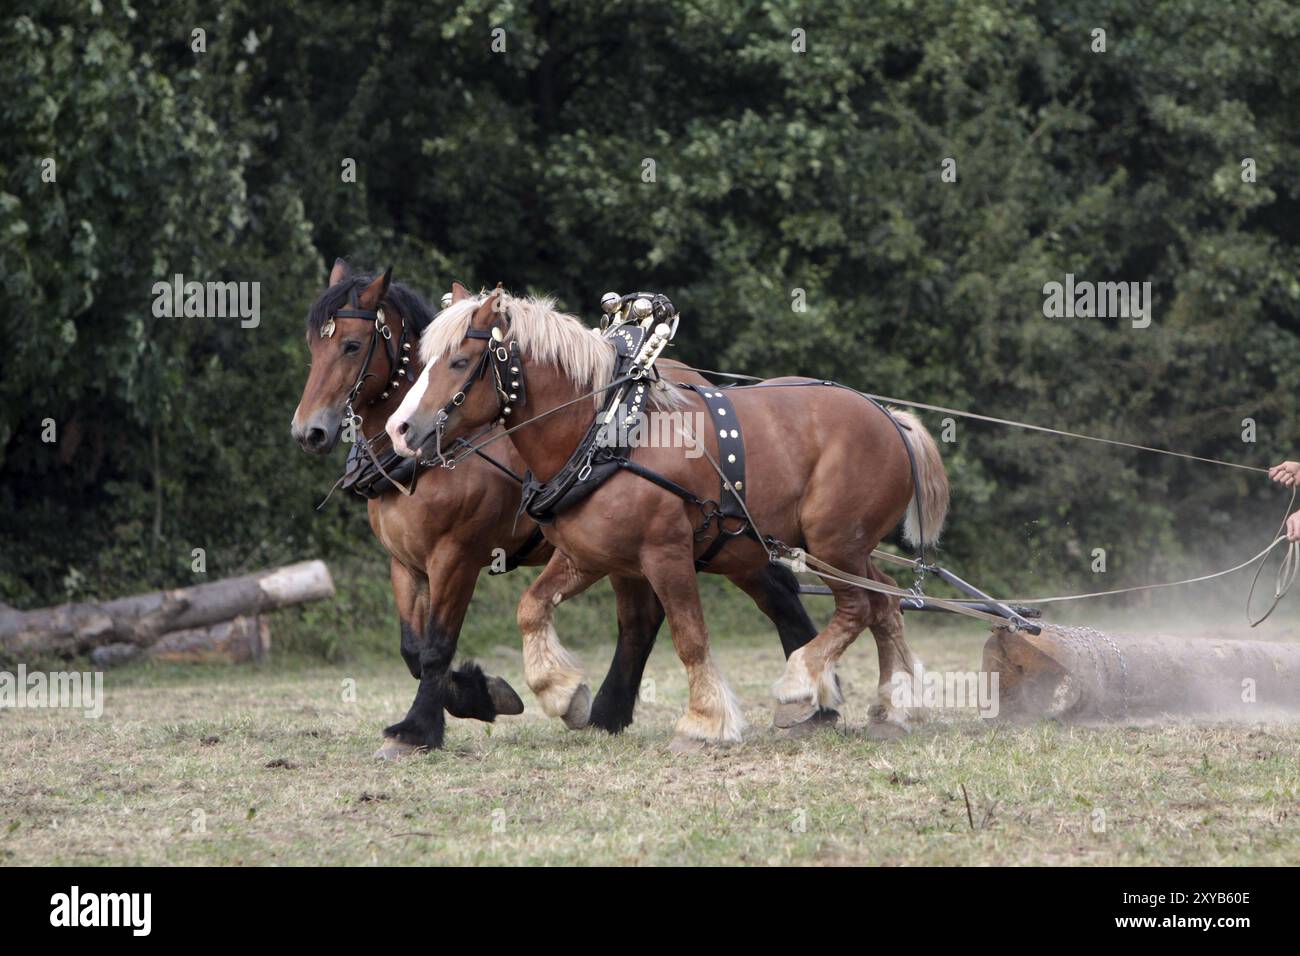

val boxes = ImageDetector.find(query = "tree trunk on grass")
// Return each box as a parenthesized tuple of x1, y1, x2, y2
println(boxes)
(0, 561, 333, 659)
(984, 623, 1300, 722)
(89, 615, 271, 666)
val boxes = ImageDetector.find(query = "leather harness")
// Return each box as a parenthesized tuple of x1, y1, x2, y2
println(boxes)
(447, 321, 761, 570)
(396, 297, 927, 575)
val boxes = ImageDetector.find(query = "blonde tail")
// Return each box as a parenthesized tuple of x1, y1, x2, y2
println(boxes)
(890, 410, 950, 549)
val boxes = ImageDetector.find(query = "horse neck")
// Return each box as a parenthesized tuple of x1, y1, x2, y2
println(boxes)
(504, 362, 599, 482)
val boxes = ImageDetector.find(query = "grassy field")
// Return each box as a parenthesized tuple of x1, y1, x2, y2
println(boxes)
(2, 578, 1298, 866)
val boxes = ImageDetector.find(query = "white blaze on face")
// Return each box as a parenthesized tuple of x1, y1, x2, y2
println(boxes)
(387, 364, 431, 456)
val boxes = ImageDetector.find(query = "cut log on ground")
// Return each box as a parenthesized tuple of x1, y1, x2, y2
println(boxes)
(89, 615, 271, 667)
(0, 561, 332, 659)
(984, 623, 1300, 722)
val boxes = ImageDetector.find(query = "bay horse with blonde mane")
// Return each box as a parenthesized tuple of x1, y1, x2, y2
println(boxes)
(387, 288, 950, 747)
(292, 263, 820, 755)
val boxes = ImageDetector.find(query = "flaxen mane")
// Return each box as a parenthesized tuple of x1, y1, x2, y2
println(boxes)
(420, 291, 683, 409)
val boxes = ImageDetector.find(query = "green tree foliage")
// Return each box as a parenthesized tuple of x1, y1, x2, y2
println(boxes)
(2, 0, 1298, 605)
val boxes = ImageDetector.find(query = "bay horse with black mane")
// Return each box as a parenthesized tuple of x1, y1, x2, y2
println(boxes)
(386, 288, 950, 748)
(291, 263, 820, 755)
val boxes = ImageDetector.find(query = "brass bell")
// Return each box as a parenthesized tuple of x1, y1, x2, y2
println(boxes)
(631, 297, 652, 319)
(503, 406, 512, 415)
(601, 292, 621, 314)
(391, 379, 400, 388)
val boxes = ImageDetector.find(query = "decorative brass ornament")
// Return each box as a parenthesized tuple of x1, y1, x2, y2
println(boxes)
(321, 317, 336, 339)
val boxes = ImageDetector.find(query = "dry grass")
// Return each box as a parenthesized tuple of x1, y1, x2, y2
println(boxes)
(1, 614, 1298, 866)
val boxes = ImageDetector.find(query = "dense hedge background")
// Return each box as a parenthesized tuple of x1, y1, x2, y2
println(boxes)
(3, 0, 1298, 612)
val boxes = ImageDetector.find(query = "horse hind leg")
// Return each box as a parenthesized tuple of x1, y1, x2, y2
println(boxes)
(770, 580, 865, 732)
(863, 563, 927, 739)
(516, 551, 602, 728)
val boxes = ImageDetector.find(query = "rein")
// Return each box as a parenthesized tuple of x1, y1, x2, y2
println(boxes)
(674, 366, 1269, 475)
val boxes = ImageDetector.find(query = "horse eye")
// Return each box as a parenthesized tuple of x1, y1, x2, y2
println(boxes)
(450, 356, 469, 370)
(342, 341, 362, 355)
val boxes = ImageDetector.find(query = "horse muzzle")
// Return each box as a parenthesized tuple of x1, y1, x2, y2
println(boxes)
(391, 409, 448, 460)
(291, 408, 342, 455)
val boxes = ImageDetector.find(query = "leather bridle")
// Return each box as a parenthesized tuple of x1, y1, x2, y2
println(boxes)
(315, 283, 419, 495)
(437, 320, 525, 425)
(320, 283, 417, 431)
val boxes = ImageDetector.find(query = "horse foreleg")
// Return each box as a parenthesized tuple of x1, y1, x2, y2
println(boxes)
(377, 553, 498, 757)
(589, 575, 665, 734)
(516, 550, 602, 727)
(375, 559, 434, 758)
(642, 548, 745, 749)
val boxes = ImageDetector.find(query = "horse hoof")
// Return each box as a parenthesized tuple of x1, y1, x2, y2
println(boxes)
(669, 734, 708, 755)
(562, 683, 593, 730)
(776, 707, 840, 738)
(487, 676, 524, 716)
(865, 718, 910, 741)
(373, 738, 426, 760)
(773, 698, 818, 729)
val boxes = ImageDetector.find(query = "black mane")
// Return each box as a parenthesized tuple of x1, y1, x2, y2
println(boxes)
(305, 264, 437, 337)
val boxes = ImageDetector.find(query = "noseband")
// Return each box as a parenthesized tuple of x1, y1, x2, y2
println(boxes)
(321, 283, 417, 428)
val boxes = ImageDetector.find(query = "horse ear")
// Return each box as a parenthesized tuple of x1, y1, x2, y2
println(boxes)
(328, 258, 349, 288)
(450, 281, 470, 303)
(472, 286, 504, 325)
(358, 266, 393, 309)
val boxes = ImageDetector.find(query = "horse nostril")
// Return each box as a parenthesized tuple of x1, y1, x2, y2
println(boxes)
(396, 422, 409, 435)
(306, 427, 326, 447)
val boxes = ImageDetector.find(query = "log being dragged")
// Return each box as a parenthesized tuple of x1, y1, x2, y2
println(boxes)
(89, 615, 271, 667)
(0, 561, 333, 659)
(983, 623, 1300, 722)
